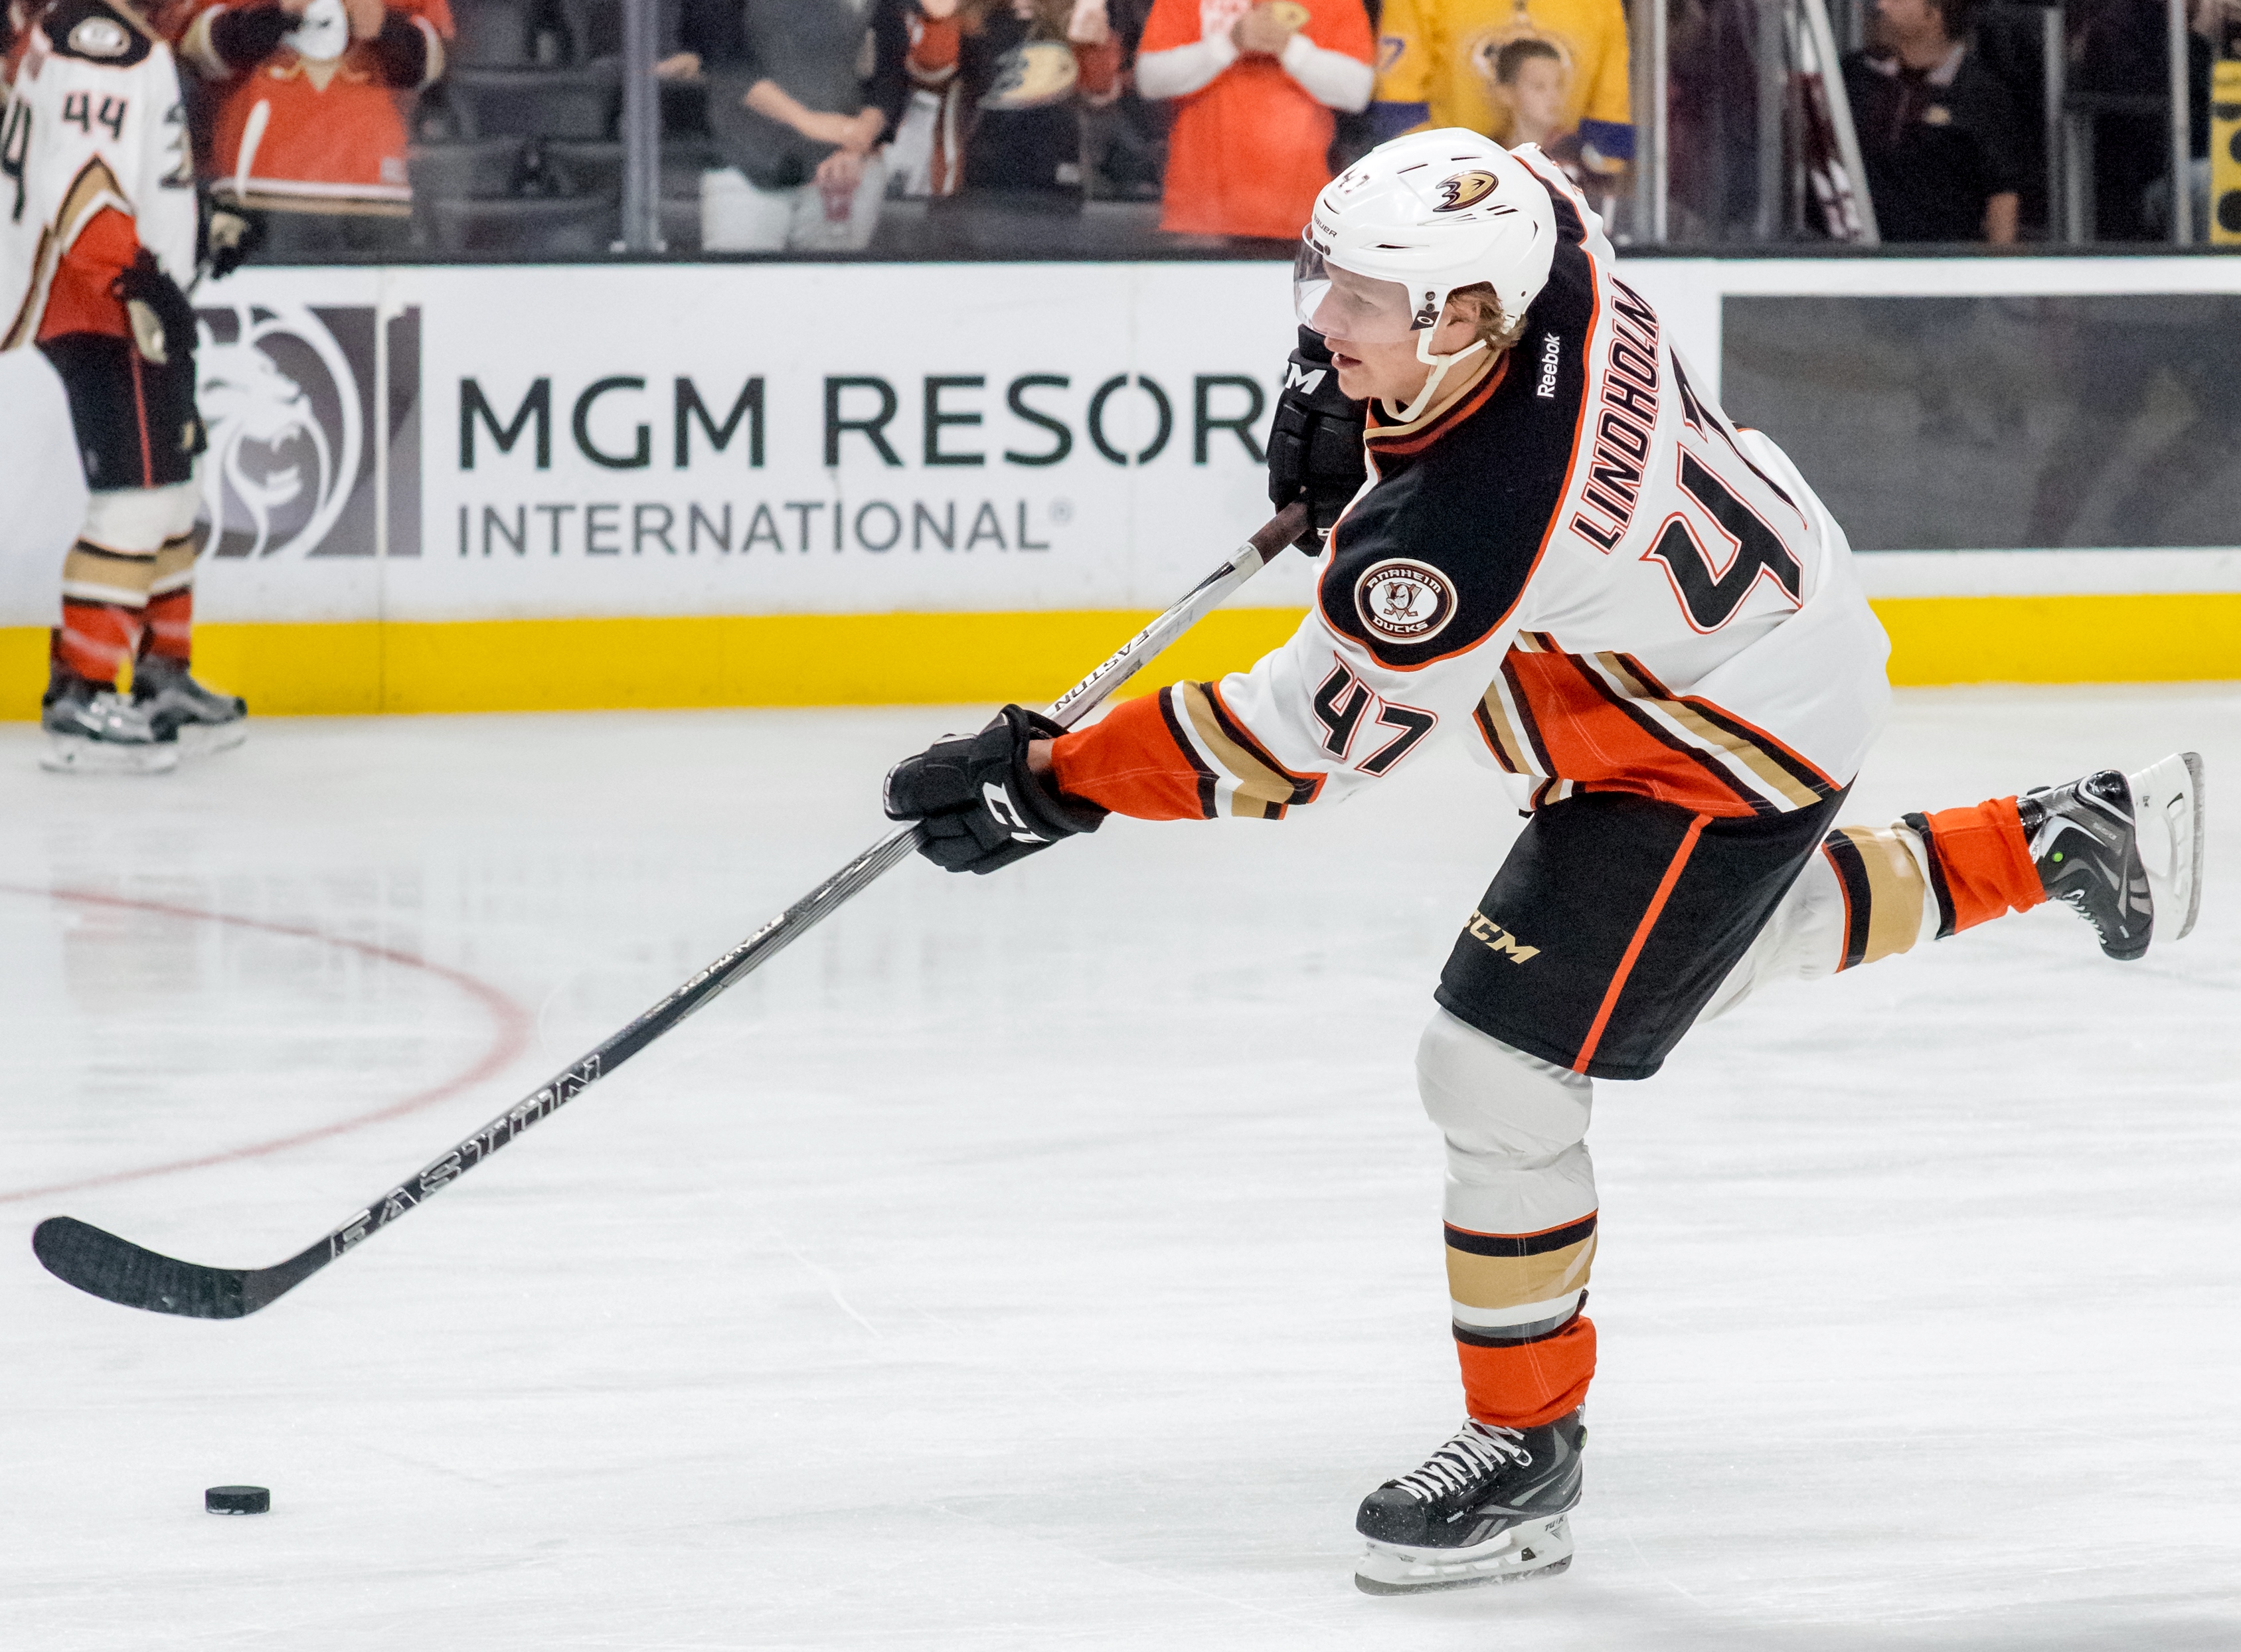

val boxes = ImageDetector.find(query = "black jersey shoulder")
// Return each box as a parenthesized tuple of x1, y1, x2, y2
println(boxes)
(1319, 185, 1602, 673)
(41, 0, 157, 65)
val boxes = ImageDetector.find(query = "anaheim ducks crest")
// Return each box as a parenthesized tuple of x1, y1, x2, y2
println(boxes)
(1356, 560, 1457, 643)
(1434, 169, 1501, 212)
(45, 0, 156, 64)
(981, 41, 1079, 110)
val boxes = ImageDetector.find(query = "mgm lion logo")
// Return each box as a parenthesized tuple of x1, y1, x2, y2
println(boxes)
(1434, 169, 1501, 212)
(194, 300, 364, 559)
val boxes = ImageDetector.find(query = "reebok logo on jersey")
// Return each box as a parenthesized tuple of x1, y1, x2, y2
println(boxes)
(1465, 909, 1540, 963)
(1536, 333, 1560, 399)
(1356, 560, 1455, 644)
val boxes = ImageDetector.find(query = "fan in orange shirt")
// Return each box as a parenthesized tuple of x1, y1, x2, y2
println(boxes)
(171, 0, 450, 254)
(1135, 0, 1374, 241)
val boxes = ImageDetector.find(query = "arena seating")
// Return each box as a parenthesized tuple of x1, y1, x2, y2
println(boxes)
(410, 0, 625, 254)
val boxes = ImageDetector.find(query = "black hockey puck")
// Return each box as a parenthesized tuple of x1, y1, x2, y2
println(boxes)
(205, 1485, 270, 1515)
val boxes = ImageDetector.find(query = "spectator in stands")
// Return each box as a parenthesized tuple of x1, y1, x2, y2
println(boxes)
(2070, 0, 2220, 240)
(1080, 0, 1170, 200)
(1370, 0, 1631, 183)
(1134, 0, 1374, 242)
(1663, 0, 1760, 239)
(1495, 35, 1591, 172)
(173, 0, 451, 255)
(668, 0, 894, 252)
(905, 0, 1121, 208)
(1841, 0, 2023, 242)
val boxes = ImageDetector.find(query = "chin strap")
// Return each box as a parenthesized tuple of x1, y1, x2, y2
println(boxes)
(1383, 329, 1489, 426)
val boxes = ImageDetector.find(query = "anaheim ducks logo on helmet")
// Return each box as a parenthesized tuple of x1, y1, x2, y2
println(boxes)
(981, 42, 1080, 110)
(1434, 170, 1501, 212)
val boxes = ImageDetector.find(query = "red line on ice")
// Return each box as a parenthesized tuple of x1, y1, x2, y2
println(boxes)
(0, 884, 533, 1204)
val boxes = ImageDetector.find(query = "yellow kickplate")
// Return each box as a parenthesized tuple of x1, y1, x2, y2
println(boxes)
(3, 593, 2236, 721)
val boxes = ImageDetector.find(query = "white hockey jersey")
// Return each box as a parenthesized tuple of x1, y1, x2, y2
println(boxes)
(1, 0, 196, 350)
(1050, 151, 1892, 825)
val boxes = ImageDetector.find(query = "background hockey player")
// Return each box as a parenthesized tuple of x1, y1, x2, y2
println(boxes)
(882, 130, 2206, 1594)
(1, 0, 246, 770)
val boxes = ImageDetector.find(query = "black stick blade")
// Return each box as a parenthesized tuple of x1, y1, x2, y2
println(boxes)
(33, 1216, 252, 1319)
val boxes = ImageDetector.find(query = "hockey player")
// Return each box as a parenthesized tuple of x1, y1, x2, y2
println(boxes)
(882, 130, 2208, 1594)
(2, 0, 246, 771)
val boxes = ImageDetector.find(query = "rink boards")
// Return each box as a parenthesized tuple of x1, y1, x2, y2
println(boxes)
(1, 254, 2237, 716)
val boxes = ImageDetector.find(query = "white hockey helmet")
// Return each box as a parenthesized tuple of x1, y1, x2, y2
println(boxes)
(1295, 129, 1558, 374)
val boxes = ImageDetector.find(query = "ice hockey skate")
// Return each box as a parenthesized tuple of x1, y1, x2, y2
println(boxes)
(1353, 1412, 1584, 1595)
(39, 673, 179, 774)
(2021, 753, 2204, 961)
(132, 656, 248, 755)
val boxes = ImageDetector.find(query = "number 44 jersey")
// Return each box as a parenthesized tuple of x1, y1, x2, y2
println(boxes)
(2, 0, 197, 350)
(1050, 147, 1894, 826)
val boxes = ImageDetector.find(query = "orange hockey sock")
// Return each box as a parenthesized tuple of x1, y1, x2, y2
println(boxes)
(143, 588, 193, 663)
(1904, 798, 2043, 938)
(57, 600, 141, 686)
(1456, 1314, 1596, 1430)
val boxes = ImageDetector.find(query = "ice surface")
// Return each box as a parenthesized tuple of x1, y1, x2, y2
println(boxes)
(1, 687, 2236, 1651)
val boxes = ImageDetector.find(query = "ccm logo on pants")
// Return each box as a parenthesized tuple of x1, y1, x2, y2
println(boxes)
(1466, 910, 1540, 963)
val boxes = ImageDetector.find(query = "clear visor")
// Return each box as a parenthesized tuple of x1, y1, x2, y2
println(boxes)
(1293, 244, 1422, 345)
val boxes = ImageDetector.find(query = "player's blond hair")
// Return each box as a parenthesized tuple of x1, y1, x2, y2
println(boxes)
(1446, 283, 1533, 355)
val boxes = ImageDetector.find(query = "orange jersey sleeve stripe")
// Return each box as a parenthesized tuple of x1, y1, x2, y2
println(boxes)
(1906, 797, 2042, 936)
(1455, 1314, 1596, 1430)
(1048, 691, 1212, 822)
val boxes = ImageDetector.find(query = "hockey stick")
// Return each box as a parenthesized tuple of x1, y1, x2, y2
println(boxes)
(31, 501, 1311, 1319)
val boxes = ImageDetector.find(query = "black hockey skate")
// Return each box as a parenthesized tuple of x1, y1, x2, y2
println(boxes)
(1354, 1411, 1584, 1595)
(2019, 753, 2204, 962)
(40, 671, 177, 774)
(132, 655, 248, 754)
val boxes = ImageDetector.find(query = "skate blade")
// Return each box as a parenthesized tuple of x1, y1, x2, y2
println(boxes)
(1355, 1513, 1574, 1596)
(2129, 751, 2205, 944)
(177, 720, 248, 757)
(39, 735, 179, 775)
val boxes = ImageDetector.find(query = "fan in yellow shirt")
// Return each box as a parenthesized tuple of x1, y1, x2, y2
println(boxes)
(1370, 0, 1633, 175)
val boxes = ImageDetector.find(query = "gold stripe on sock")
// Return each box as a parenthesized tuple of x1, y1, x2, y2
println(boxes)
(1444, 1232, 1596, 1313)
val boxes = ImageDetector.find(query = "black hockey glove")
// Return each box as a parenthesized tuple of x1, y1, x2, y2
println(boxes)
(203, 203, 265, 281)
(883, 704, 1108, 876)
(112, 251, 198, 367)
(1265, 325, 1368, 555)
